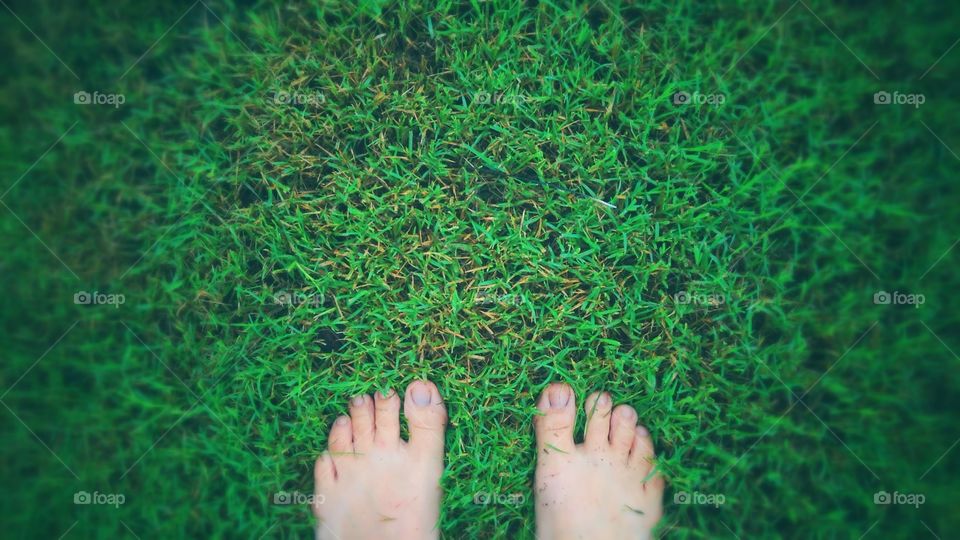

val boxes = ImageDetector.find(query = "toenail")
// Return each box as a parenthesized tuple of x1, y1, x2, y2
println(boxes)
(598, 393, 611, 406)
(637, 425, 650, 437)
(618, 406, 636, 420)
(411, 383, 432, 406)
(548, 385, 571, 408)
(336, 416, 348, 425)
(380, 389, 393, 398)
(351, 395, 365, 406)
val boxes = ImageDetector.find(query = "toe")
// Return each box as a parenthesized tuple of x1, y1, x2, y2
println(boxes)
(348, 394, 375, 451)
(534, 383, 577, 454)
(313, 452, 336, 517)
(314, 451, 337, 484)
(609, 404, 637, 455)
(628, 424, 656, 473)
(403, 380, 447, 457)
(645, 471, 666, 494)
(583, 391, 613, 451)
(327, 415, 354, 454)
(374, 389, 402, 447)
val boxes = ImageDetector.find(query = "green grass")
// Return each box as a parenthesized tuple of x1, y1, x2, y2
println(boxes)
(2, 0, 960, 538)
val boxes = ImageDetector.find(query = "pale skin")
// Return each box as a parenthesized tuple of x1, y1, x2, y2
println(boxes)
(313, 380, 663, 539)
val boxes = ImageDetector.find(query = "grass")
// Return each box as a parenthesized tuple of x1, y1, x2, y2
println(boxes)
(2, 0, 959, 538)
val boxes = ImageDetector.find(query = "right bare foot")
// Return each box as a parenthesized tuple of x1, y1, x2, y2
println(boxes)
(313, 380, 448, 540)
(533, 383, 664, 540)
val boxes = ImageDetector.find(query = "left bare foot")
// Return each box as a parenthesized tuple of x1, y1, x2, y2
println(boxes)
(313, 380, 448, 540)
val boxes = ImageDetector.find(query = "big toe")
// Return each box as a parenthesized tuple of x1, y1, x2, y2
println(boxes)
(403, 380, 447, 457)
(535, 383, 577, 454)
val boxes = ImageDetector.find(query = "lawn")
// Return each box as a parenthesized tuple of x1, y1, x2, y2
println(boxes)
(1, 0, 959, 538)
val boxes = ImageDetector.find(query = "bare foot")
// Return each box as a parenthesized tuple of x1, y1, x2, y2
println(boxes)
(313, 380, 447, 540)
(534, 383, 664, 540)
